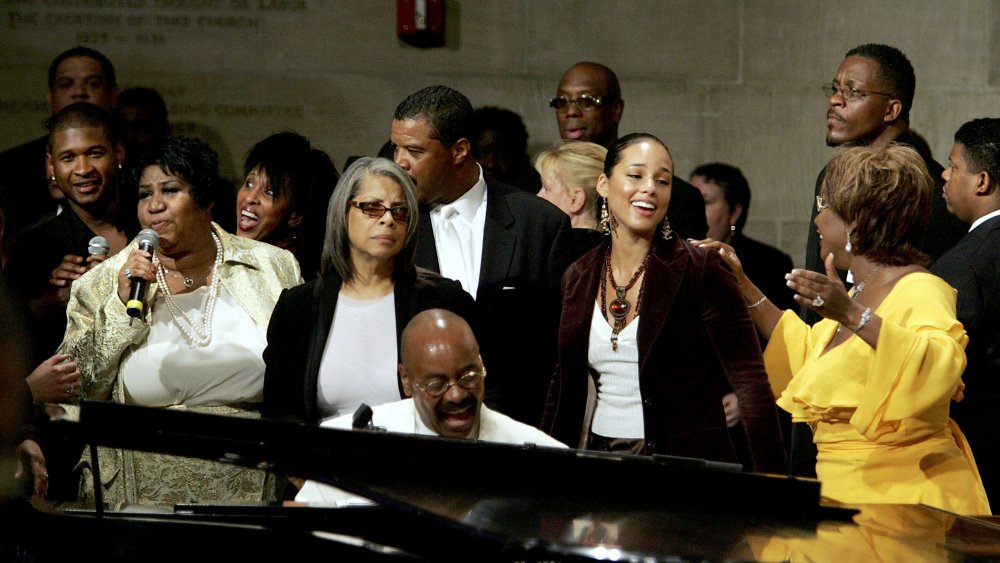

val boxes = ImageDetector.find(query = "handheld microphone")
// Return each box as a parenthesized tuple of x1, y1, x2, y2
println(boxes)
(87, 236, 110, 257)
(126, 229, 159, 318)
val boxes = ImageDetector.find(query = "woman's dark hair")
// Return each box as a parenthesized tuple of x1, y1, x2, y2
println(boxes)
(135, 136, 219, 209)
(603, 132, 670, 175)
(690, 162, 751, 233)
(243, 132, 339, 277)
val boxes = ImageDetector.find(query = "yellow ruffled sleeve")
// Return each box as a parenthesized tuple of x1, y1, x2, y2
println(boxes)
(850, 276, 967, 441)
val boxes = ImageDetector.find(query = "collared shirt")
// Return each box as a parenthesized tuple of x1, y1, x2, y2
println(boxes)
(429, 166, 488, 299)
(970, 209, 1000, 232)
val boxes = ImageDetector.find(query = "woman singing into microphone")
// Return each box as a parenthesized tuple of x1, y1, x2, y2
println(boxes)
(59, 136, 302, 506)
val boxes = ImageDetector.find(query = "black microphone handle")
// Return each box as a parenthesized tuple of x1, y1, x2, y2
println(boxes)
(125, 239, 156, 318)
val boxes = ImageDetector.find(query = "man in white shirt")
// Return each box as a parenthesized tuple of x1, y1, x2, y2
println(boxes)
(390, 86, 573, 426)
(296, 309, 566, 504)
(930, 117, 1000, 503)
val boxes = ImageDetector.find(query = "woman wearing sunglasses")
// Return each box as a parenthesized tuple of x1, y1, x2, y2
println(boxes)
(262, 157, 476, 428)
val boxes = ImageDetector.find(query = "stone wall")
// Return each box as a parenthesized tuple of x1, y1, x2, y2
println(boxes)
(3, 0, 997, 264)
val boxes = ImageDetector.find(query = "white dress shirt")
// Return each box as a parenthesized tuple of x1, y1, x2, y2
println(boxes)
(429, 166, 488, 299)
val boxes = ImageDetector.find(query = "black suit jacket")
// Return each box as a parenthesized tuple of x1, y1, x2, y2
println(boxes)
(0, 136, 58, 236)
(542, 237, 786, 472)
(931, 214, 1000, 500)
(415, 179, 573, 425)
(261, 268, 476, 425)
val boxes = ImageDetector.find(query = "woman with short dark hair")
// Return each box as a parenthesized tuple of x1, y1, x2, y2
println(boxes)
(236, 132, 338, 279)
(60, 135, 302, 506)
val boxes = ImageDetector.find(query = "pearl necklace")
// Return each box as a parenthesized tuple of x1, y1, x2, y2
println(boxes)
(155, 232, 223, 346)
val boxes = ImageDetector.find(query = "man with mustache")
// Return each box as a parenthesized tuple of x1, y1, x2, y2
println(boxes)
(792, 44, 968, 477)
(805, 44, 966, 293)
(295, 309, 566, 504)
(551, 62, 707, 239)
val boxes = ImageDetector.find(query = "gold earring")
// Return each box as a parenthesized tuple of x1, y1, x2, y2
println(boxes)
(661, 219, 674, 241)
(599, 198, 611, 235)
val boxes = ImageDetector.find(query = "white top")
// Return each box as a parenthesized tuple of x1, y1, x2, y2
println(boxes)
(429, 165, 487, 299)
(588, 301, 645, 439)
(970, 208, 1000, 232)
(121, 286, 267, 407)
(316, 291, 399, 421)
(296, 398, 567, 506)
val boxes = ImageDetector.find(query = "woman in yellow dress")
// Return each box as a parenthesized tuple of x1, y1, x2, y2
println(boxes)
(698, 144, 990, 514)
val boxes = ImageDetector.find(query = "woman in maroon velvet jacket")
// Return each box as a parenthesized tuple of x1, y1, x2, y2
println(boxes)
(542, 133, 785, 473)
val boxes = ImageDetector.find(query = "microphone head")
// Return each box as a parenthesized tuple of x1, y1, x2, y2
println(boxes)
(135, 229, 160, 249)
(88, 236, 110, 256)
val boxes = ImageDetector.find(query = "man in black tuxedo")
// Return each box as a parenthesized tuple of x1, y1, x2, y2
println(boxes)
(930, 118, 1000, 503)
(551, 62, 707, 239)
(391, 85, 572, 426)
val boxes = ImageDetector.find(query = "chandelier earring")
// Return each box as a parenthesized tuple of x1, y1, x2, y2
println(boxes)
(599, 198, 611, 235)
(661, 218, 674, 241)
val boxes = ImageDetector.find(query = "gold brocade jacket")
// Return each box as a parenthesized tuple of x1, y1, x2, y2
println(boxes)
(58, 224, 302, 506)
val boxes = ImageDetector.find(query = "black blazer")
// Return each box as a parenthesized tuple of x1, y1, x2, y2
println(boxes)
(261, 268, 476, 425)
(415, 178, 573, 426)
(543, 237, 787, 473)
(931, 214, 1000, 499)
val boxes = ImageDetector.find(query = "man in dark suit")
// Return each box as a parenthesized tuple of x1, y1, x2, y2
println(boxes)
(930, 118, 1000, 503)
(551, 62, 707, 239)
(391, 85, 572, 426)
(0, 47, 118, 236)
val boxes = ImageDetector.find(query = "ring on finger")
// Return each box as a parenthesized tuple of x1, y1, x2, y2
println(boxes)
(812, 294, 825, 308)
(124, 268, 133, 280)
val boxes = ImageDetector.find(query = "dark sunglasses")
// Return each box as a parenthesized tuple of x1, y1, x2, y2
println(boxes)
(348, 200, 410, 222)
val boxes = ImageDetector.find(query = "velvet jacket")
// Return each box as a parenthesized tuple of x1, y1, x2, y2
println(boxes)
(261, 267, 476, 425)
(543, 237, 787, 473)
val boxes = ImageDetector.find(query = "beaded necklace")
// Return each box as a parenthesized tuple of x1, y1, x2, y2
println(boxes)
(599, 245, 650, 352)
(155, 232, 223, 346)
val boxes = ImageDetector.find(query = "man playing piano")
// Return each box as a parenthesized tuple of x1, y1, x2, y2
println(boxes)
(296, 309, 566, 504)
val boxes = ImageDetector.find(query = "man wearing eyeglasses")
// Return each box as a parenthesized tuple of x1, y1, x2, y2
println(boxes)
(791, 44, 968, 478)
(551, 62, 707, 240)
(805, 44, 965, 290)
(295, 309, 566, 505)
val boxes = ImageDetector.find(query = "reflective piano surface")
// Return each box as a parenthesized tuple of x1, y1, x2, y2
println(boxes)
(9, 401, 1000, 562)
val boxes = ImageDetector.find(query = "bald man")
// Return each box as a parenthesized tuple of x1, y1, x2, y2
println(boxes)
(295, 309, 565, 505)
(551, 62, 707, 239)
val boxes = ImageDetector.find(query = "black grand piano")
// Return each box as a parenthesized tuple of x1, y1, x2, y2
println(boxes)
(7, 401, 1000, 562)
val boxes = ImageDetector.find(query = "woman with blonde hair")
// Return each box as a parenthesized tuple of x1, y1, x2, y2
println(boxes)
(535, 141, 607, 259)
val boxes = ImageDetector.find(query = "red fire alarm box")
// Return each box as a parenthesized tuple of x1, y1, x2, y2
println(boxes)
(397, 0, 445, 47)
